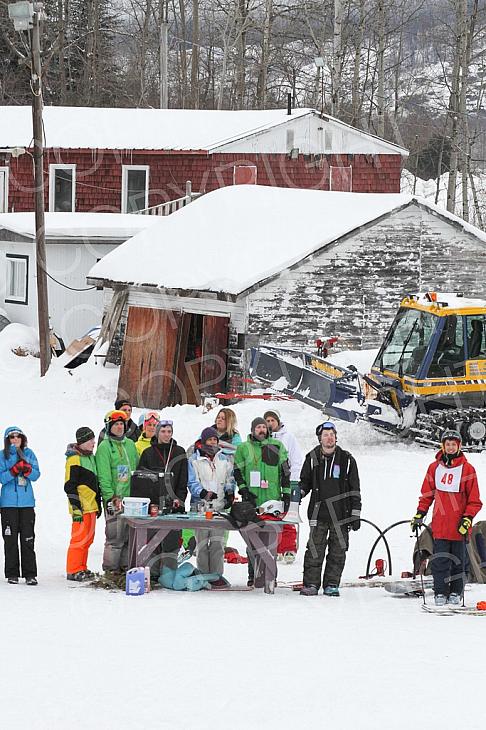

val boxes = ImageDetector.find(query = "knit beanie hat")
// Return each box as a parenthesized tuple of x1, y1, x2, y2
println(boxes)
(114, 398, 131, 411)
(264, 409, 281, 425)
(200, 426, 219, 444)
(251, 417, 268, 437)
(76, 427, 95, 445)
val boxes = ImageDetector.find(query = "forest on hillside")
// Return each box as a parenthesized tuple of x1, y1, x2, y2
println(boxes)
(1, 0, 486, 220)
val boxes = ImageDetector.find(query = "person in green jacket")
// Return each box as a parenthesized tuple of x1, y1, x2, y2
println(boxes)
(234, 417, 291, 586)
(95, 409, 139, 573)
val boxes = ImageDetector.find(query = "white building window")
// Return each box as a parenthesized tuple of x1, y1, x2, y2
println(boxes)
(49, 164, 76, 212)
(6, 254, 28, 305)
(122, 165, 149, 213)
(0, 167, 8, 213)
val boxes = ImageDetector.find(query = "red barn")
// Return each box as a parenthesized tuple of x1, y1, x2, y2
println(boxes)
(0, 106, 408, 214)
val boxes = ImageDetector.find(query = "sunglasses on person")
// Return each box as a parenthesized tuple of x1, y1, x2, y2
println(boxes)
(159, 420, 173, 427)
(8, 433, 21, 439)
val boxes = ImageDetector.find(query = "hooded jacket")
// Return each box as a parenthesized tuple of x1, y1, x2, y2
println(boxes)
(137, 438, 188, 503)
(418, 450, 482, 541)
(0, 430, 40, 508)
(234, 435, 290, 506)
(270, 424, 304, 482)
(64, 443, 102, 516)
(188, 446, 235, 510)
(299, 445, 361, 527)
(95, 435, 139, 503)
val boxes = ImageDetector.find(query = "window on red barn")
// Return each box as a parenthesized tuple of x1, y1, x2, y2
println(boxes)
(122, 165, 149, 212)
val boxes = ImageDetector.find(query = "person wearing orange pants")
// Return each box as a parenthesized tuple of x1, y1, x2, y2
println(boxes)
(66, 512, 97, 575)
(64, 427, 102, 581)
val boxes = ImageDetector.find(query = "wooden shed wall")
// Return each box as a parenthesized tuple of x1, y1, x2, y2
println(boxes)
(244, 203, 486, 351)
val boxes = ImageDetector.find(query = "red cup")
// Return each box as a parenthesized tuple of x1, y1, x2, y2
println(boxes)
(149, 504, 158, 517)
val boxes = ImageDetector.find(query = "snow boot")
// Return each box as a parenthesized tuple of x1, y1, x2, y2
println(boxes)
(300, 584, 318, 596)
(323, 585, 340, 597)
(434, 594, 447, 606)
(7, 577, 18, 584)
(247, 578, 254, 588)
(283, 551, 296, 564)
(25, 577, 38, 586)
(448, 593, 461, 605)
(67, 571, 90, 582)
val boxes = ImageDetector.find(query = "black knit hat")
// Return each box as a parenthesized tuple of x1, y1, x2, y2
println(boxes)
(114, 399, 131, 411)
(251, 417, 268, 436)
(76, 427, 95, 445)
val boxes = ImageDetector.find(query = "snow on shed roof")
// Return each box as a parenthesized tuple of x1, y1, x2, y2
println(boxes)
(0, 106, 407, 154)
(88, 186, 417, 294)
(0, 212, 159, 240)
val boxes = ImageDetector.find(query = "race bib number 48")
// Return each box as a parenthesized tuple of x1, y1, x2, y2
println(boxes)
(435, 463, 463, 493)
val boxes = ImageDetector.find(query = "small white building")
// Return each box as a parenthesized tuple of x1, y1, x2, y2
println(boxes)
(0, 212, 159, 342)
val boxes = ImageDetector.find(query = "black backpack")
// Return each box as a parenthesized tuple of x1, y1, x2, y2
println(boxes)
(222, 502, 262, 529)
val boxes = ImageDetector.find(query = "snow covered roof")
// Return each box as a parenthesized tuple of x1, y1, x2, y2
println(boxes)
(88, 186, 414, 294)
(0, 106, 407, 155)
(88, 185, 486, 296)
(0, 212, 159, 240)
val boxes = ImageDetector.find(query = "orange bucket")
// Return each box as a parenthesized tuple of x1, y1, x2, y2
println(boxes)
(476, 601, 486, 611)
(205, 510, 214, 520)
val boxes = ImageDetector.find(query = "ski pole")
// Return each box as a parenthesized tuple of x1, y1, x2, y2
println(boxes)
(462, 534, 467, 608)
(415, 525, 426, 606)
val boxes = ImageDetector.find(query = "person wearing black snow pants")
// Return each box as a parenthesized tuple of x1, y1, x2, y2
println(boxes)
(0, 426, 41, 585)
(299, 422, 361, 597)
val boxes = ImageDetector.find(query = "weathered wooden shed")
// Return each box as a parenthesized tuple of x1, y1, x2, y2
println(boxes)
(87, 185, 486, 409)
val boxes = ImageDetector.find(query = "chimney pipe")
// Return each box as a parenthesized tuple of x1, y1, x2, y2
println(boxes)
(287, 93, 292, 115)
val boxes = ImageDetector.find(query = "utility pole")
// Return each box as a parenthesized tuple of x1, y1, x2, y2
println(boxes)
(30, 5, 51, 375)
(9, 1, 51, 375)
(159, 0, 168, 109)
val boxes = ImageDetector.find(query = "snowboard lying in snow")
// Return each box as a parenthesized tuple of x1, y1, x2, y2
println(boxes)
(384, 577, 434, 596)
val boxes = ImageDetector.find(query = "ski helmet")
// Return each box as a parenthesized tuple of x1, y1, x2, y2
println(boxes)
(258, 500, 285, 517)
(316, 421, 337, 439)
(441, 429, 462, 444)
(104, 409, 128, 429)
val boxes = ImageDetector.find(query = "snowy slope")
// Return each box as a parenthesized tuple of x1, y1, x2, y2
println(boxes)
(0, 328, 485, 730)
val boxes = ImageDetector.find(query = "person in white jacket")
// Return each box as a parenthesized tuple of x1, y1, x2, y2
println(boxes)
(188, 427, 235, 584)
(264, 409, 304, 563)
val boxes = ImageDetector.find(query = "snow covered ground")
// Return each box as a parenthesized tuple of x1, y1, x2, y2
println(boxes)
(0, 326, 485, 730)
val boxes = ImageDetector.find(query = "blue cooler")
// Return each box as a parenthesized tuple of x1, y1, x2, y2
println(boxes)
(125, 567, 145, 596)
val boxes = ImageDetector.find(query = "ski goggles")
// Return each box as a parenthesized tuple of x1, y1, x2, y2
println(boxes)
(159, 420, 173, 427)
(316, 421, 337, 437)
(143, 411, 160, 424)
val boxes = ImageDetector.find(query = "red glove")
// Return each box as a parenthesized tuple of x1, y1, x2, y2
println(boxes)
(10, 461, 23, 477)
(22, 462, 32, 477)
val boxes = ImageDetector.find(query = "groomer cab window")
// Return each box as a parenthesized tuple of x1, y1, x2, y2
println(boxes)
(428, 315, 465, 377)
(374, 308, 437, 377)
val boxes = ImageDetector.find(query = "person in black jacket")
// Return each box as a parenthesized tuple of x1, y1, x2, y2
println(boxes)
(137, 420, 188, 574)
(97, 400, 141, 446)
(299, 421, 361, 597)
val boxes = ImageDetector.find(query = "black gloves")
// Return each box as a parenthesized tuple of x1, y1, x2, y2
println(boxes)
(282, 494, 290, 512)
(239, 487, 257, 507)
(171, 499, 185, 514)
(349, 515, 360, 531)
(200, 489, 217, 501)
(224, 493, 235, 509)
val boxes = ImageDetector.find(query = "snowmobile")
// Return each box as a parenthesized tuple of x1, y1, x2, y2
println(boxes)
(249, 292, 486, 451)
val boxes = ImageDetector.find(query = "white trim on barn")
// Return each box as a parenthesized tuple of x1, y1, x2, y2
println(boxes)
(0, 166, 8, 213)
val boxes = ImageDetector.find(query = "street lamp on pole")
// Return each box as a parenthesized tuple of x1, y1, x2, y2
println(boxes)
(8, 1, 51, 376)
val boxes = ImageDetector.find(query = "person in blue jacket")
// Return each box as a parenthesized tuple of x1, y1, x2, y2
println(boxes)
(0, 426, 41, 585)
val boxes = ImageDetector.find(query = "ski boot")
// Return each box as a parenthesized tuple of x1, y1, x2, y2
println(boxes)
(323, 585, 340, 597)
(434, 594, 447, 606)
(448, 593, 461, 605)
(283, 551, 296, 564)
(25, 577, 38, 586)
(300, 584, 318, 596)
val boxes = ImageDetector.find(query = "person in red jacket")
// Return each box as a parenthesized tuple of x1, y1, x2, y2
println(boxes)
(411, 429, 482, 606)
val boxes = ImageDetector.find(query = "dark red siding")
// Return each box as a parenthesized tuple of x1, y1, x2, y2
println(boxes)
(0, 149, 402, 213)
